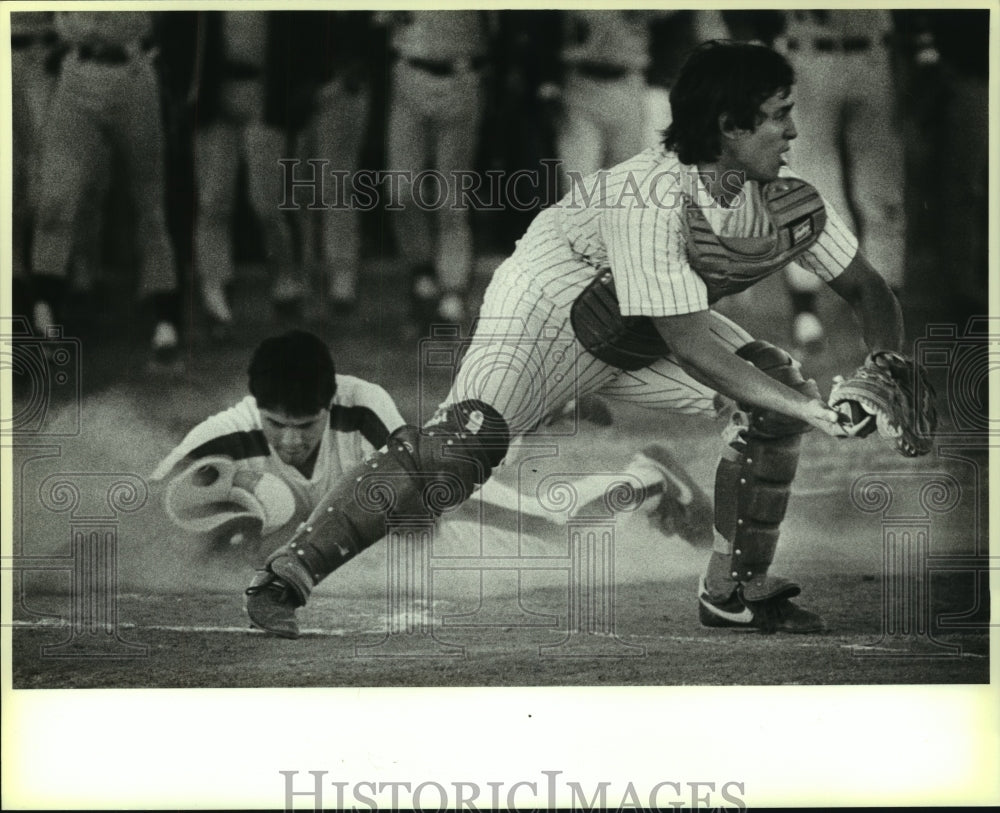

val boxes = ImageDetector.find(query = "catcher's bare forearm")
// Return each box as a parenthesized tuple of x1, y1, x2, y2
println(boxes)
(653, 311, 842, 434)
(827, 253, 904, 353)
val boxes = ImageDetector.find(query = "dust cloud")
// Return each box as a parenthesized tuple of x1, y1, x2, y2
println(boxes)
(14, 392, 713, 603)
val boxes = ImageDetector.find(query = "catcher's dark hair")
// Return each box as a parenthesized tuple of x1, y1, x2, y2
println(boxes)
(248, 330, 336, 416)
(663, 40, 794, 165)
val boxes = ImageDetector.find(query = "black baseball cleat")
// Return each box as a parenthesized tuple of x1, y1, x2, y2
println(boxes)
(245, 576, 302, 639)
(329, 297, 357, 317)
(697, 577, 825, 634)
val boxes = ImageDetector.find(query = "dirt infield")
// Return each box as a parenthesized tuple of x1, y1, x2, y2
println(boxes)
(11, 573, 989, 688)
(7, 266, 991, 689)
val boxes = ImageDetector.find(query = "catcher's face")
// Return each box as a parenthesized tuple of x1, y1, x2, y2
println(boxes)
(723, 88, 798, 183)
(260, 407, 328, 467)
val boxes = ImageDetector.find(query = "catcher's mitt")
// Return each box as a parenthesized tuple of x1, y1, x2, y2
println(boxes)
(828, 350, 937, 457)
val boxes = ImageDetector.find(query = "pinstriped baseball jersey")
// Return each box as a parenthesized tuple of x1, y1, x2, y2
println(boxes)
(153, 375, 404, 518)
(444, 146, 857, 433)
(513, 146, 857, 317)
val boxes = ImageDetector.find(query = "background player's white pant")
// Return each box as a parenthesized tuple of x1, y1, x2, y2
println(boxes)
(299, 76, 372, 303)
(32, 51, 176, 297)
(11, 41, 54, 278)
(643, 85, 672, 151)
(782, 41, 905, 290)
(558, 71, 649, 189)
(386, 59, 483, 293)
(194, 77, 296, 294)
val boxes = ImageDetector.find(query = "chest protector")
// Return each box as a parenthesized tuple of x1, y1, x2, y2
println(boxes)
(571, 178, 826, 370)
(683, 177, 827, 302)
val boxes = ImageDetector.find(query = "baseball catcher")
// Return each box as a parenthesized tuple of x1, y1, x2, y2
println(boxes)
(243, 42, 923, 640)
(829, 350, 937, 457)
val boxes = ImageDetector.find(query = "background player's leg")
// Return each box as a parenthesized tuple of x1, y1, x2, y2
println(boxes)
(557, 83, 604, 193)
(311, 77, 371, 313)
(844, 47, 906, 291)
(784, 262, 825, 348)
(782, 49, 851, 348)
(30, 57, 105, 334)
(784, 50, 853, 233)
(386, 62, 437, 328)
(11, 56, 34, 284)
(431, 69, 483, 324)
(193, 123, 240, 327)
(115, 56, 181, 355)
(244, 122, 301, 311)
(602, 72, 649, 166)
(12, 38, 58, 291)
(939, 63, 989, 315)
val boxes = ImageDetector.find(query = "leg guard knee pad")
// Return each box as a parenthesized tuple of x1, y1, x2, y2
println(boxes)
(262, 402, 510, 602)
(714, 342, 818, 593)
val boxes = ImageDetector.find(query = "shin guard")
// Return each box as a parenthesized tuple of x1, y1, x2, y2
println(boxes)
(258, 402, 510, 604)
(711, 341, 820, 600)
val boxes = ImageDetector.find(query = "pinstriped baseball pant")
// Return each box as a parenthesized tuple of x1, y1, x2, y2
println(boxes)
(438, 257, 753, 438)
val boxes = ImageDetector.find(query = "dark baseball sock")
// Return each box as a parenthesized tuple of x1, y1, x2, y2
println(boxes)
(788, 290, 817, 316)
(704, 551, 739, 600)
(149, 290, 180, 326)
(31, 273, 68, 310)
(411, 263, 437, 295)
(12, 277, 30, 320)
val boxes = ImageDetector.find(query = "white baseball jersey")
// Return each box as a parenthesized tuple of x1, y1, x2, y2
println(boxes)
(152, 375, 405, 518)
(445, 146, 859, 433)
(516, 145, 857, 316)
(221, 11, 268, 68)
(390, 10, 489, 61)
(561, 10, 651, 72)
(55, 11, 153, 46)
(556, 11, 654, 182)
